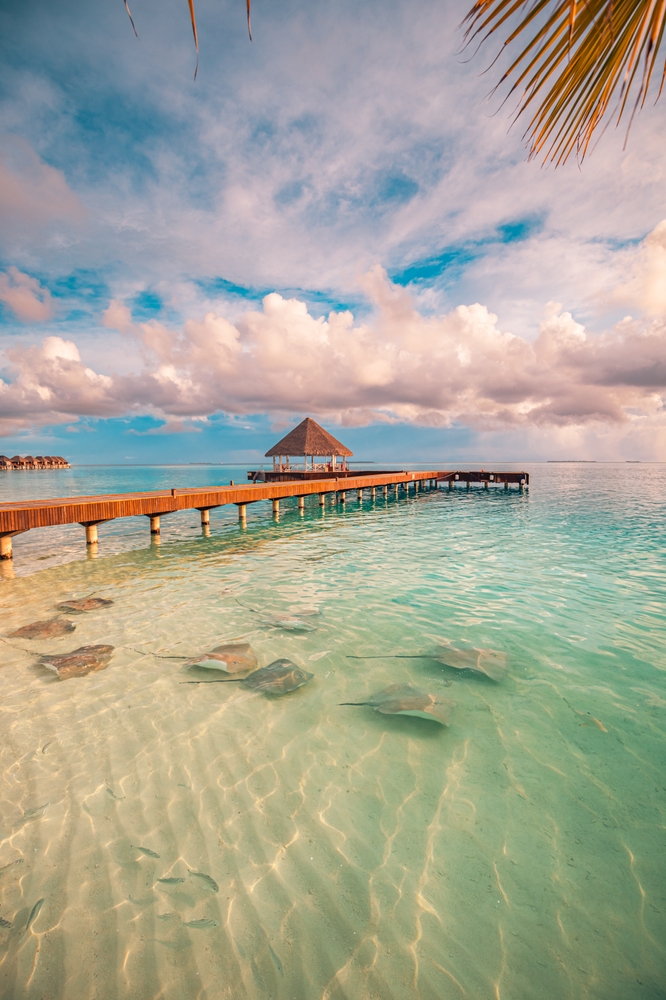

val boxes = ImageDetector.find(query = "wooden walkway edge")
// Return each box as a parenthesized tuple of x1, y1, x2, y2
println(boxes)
(0, 469, 528, 560)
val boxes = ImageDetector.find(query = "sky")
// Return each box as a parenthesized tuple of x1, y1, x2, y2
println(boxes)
(0, 0, 666, 464)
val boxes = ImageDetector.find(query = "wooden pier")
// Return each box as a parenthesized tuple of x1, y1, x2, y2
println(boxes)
(0, 469, 528, 561)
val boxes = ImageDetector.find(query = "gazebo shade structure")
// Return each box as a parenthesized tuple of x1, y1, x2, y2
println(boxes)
(265, 417, 353, 472)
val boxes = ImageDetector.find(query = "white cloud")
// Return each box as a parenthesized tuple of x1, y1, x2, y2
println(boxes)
(1, 268, 665, 454)
(0, 267, 54, 322)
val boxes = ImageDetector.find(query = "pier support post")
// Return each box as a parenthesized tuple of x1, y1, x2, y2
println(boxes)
(0, 535, 13, 560)
(237, 504, 247, 522)
(272, 499, 280, 514)
(449, 480, 453, 490)
(79, 520, 108, 546)
(371, 487, 376, 499)
(357, 489, 362, 502)
(415, 481, 419, 492)
(298, 496, 305, 511)
(484, 481, 488, 489)
(505, 481, 509, 490)
(383, 485, 388, 497)
(200, 509, 210, 526)
(339, 491, 346, 503)
(319, 494, 325, 505)
(149, 516, 161, 534)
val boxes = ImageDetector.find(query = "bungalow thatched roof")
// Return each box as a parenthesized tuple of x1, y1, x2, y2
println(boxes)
(265, 417, 353, 458)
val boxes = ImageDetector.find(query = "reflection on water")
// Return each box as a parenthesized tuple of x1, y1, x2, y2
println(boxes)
(1, 464, 665, 999)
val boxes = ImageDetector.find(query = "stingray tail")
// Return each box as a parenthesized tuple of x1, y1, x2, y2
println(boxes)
(0, 637, 37, 655)
(346, 653, 430, 659)
(181, 678, 243, 685)
(235, 598, 259, 615)
(124, 646, 191, 659)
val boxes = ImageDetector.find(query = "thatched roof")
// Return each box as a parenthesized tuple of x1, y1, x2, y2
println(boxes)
(265, 417, 353, 457)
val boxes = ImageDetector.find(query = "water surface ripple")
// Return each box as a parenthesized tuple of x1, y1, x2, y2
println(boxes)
(0, 464, 664, 999)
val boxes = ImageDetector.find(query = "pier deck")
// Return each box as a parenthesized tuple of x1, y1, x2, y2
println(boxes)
(0, 469, 528, 560)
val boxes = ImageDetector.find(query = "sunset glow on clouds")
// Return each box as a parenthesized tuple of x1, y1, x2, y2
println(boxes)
(1, 0, 666, 461)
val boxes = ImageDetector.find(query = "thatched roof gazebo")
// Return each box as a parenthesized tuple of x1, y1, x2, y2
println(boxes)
(265, 417, 353, 472)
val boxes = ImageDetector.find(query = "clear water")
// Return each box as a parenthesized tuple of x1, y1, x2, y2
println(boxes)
(0, 464, 664, 999)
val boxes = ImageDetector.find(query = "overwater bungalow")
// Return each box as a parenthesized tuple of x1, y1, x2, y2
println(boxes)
(0, 454, 69, 470)
(265, 417, 353, 473)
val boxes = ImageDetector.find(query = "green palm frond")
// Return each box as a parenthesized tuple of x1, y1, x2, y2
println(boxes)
(462, 0, 666, 164)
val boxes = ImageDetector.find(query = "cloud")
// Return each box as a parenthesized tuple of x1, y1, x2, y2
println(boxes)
(0, 267, 54, 322)
(614, 219, 666, 317)
(0, 138, 84, 246)
(1, 268, 665, 447)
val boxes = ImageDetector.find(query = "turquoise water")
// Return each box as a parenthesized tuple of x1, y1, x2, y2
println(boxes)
(0, 463, 664, 999)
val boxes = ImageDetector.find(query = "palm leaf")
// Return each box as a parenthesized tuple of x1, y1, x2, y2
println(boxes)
(462, 0, 666, 163)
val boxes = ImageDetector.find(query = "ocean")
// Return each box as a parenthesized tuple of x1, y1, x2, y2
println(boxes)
(0, 462, 664, 999)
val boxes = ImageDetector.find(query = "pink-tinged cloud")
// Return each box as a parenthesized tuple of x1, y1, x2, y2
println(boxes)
(0, 140, 84, 240)
(0, 267, 54, 322)
(1, 267, 666, 449)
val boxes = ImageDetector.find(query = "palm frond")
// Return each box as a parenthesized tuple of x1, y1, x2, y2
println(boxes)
(462, 0, 666, 163)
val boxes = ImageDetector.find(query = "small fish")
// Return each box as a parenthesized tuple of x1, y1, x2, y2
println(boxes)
(591, 717, 608, 732)
(137, 847, 160, 859)
(24, 898, 44, 934)
(188, 870, 219, 892)
(22, 803, 48, 821)
(157, 877, 186, 885)
(184, 918, 219, 929)
(0, 916, 11, 928)
(177, 783, 191, 789)
(106, 789, 124, 801)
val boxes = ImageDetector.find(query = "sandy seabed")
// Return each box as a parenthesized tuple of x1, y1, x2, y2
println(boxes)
(1, 469, 665, 1000)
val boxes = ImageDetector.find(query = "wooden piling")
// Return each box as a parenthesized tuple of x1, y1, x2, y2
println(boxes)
(200, 509, 210, 525)
(84, 524, 98, 545)
(319, 494, 325, 505)
(149, 515, 161, 534)
(272, 498, 280, 514)
(0, 535, 13, 560)
(237, 504, 247, 521)
(371, 487, 376, 499)
(357, 489, 362, 501)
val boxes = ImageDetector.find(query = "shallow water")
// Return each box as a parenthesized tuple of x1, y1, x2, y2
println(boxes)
(1, 464, 665, 1000)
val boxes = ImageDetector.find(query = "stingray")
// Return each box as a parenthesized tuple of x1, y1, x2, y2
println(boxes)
(434, 644, 508, 682)
(340, 683, 456, 725)
(56, 598, 114, 613)
(235, 600, 316, 632)
(40, 644, 115, 680)
(348, 642, 509, 682)
(186, 658, 314, 695)
(184, 642, 258, 674)
(9, 618, 76, 640)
